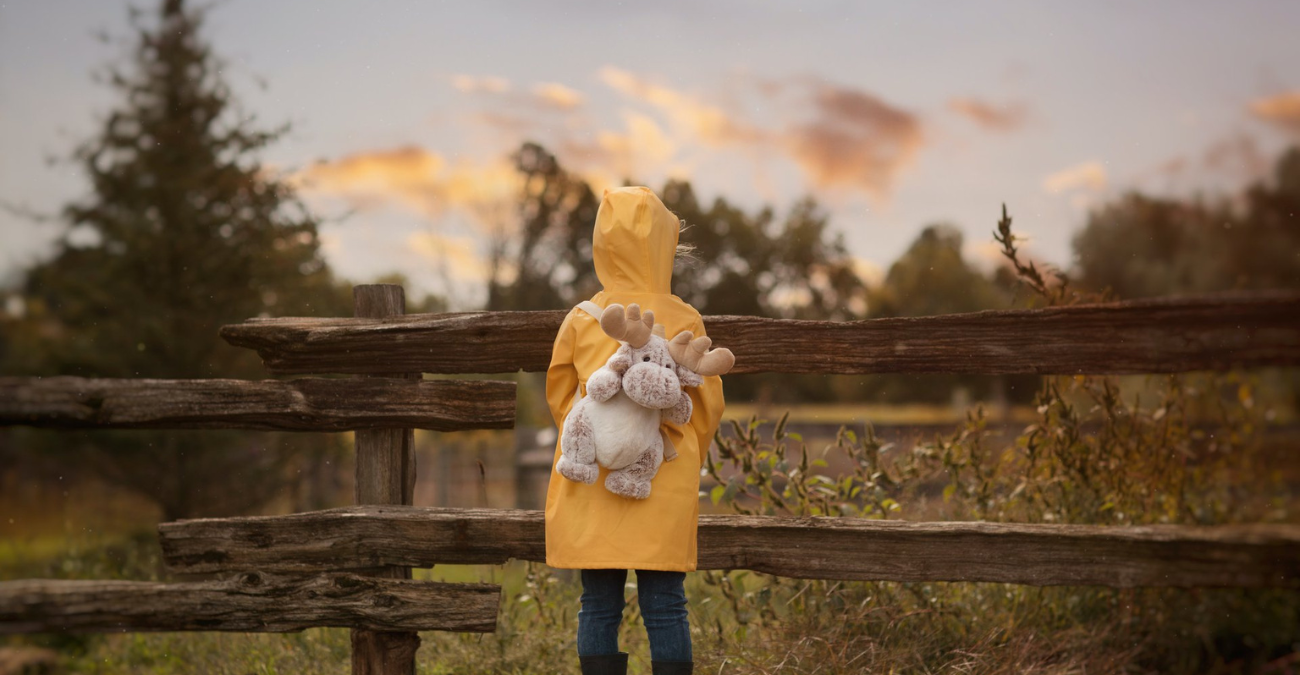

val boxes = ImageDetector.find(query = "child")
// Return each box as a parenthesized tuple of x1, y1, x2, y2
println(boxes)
(544, 186, 726, 675)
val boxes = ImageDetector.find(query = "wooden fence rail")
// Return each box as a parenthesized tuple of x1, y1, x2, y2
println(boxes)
(0, 376, 515, 431)
(0, 573, 500, 634)
(158, 506, 1300, 589)
(219, 290, 1300, 376)
(5, 285, 1300, 675)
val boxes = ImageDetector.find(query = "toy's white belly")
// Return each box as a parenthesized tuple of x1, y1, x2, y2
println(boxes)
(586, 390, 660, 470)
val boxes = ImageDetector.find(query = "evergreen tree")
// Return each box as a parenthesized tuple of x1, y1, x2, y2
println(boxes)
(8, 0, 354, 519)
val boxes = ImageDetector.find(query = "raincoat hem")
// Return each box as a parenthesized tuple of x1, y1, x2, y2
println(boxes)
(546, 558, 698, 572)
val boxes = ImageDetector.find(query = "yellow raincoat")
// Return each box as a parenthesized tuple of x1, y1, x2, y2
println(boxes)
(544, 186, 726, 572)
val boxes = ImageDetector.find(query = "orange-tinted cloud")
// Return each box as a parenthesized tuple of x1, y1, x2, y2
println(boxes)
(1042, 161, 1108, 194)
(559, 111, 677, 181)
(452, 74, 511, 94)
(294, 146, 521, 226)
(1202, 133, 1269, 177)
(598, 66, 766, 146)
(783, 80, 924, 198)
(599, 67, 923, 199)
(1143, 132, 1270, 187)
(408, 231, 493, 282)
(1250, 91, 1300, 135)
(452, 75, 587, 113)
(948, 97, 1029, 132)
(532, 82, 584, 110)
(471, 111, 533, 134)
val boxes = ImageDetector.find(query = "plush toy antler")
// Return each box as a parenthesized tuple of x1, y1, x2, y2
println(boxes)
(600, 303, 654, 348)
(668, 331, 735, 377)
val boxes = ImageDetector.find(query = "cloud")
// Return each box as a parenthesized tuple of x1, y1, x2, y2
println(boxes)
(471, 111, 533, 134)
(1249, 91, 1300, 135)
(1042, 161, 1107, 194)
(532, 82, 584, 110)
(451, 75, 511, 94)
(294, 146, 521, 225)
(598, 66, 765, 146)
(408, 231, 492, 282)
(1202, 133, 1269, 177)
(1142, 132, 1271, 189)
(452, 75, 587, 113)
(782, 80, 924, 199)
(948, 97, 1029, 132)
(599, 67, 923, 200)
(559, 111, 677, 180)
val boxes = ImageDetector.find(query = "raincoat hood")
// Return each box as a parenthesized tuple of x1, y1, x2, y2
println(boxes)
(593, 186, 679, 294)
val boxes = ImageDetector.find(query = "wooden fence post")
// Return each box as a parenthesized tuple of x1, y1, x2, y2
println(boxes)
(351, 284, 420, 675)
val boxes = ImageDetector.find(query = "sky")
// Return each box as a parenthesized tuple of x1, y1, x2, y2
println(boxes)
(3, 1, 1299, 310)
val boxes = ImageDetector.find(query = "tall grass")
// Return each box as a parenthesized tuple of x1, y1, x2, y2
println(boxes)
(682, 206, 1300, 673)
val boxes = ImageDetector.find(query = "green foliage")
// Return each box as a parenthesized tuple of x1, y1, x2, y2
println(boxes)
(486, 144, 870, 328)
(663, 182, 868, 321)
(870, 222, 1011, 318)
(486, 143, 601, 312)
(836, 215, 1041, 406)
(16, 0, 353, 380)
(705, 412, 898, 518)
(690, 205, 1300, 673)
(1071, 147, 1300, 300)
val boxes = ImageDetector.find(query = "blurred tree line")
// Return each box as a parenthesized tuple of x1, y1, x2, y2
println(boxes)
(485, 141, 1299, 406)
(2, 0, 1297, 519)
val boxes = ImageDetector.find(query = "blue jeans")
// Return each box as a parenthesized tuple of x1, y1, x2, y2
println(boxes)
(578, 568, 691, 662)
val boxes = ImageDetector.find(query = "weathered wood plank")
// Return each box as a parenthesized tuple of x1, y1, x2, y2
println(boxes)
(0, 376, 515, 432)
(0, 573, 499, 634)
(158, 506, 1300, 588)
(218, 290, 1300, 376)
(350, 284, 419, 675)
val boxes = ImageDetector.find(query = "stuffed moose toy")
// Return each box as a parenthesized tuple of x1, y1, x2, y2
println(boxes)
(556, 303, 735, 499)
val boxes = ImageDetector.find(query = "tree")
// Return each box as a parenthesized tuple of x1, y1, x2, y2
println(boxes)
(1072, 146, 1300, 299)
(485, 146, 874, 402)
(486, 143, 601, 311)
(839, 223, 1038, 405)
(663, 180, 867, 321)
(866, 223, 1008, 319)
(6, 0, 354, 519)
(486, 144, 871, 324)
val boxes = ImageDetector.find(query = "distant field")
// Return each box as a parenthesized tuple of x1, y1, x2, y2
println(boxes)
(721, 402, 1034, 426)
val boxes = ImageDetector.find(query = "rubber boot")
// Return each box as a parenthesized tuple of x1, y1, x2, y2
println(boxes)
(651, 660, 693, 675)
(579, 651, 629, 675)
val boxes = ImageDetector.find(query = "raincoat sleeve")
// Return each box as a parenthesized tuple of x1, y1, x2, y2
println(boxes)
(546, 310, 580, 430)
(687, 314, 726, 469)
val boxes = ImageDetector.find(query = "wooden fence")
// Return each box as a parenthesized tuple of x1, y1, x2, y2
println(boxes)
(2, 286, 1300, 674)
